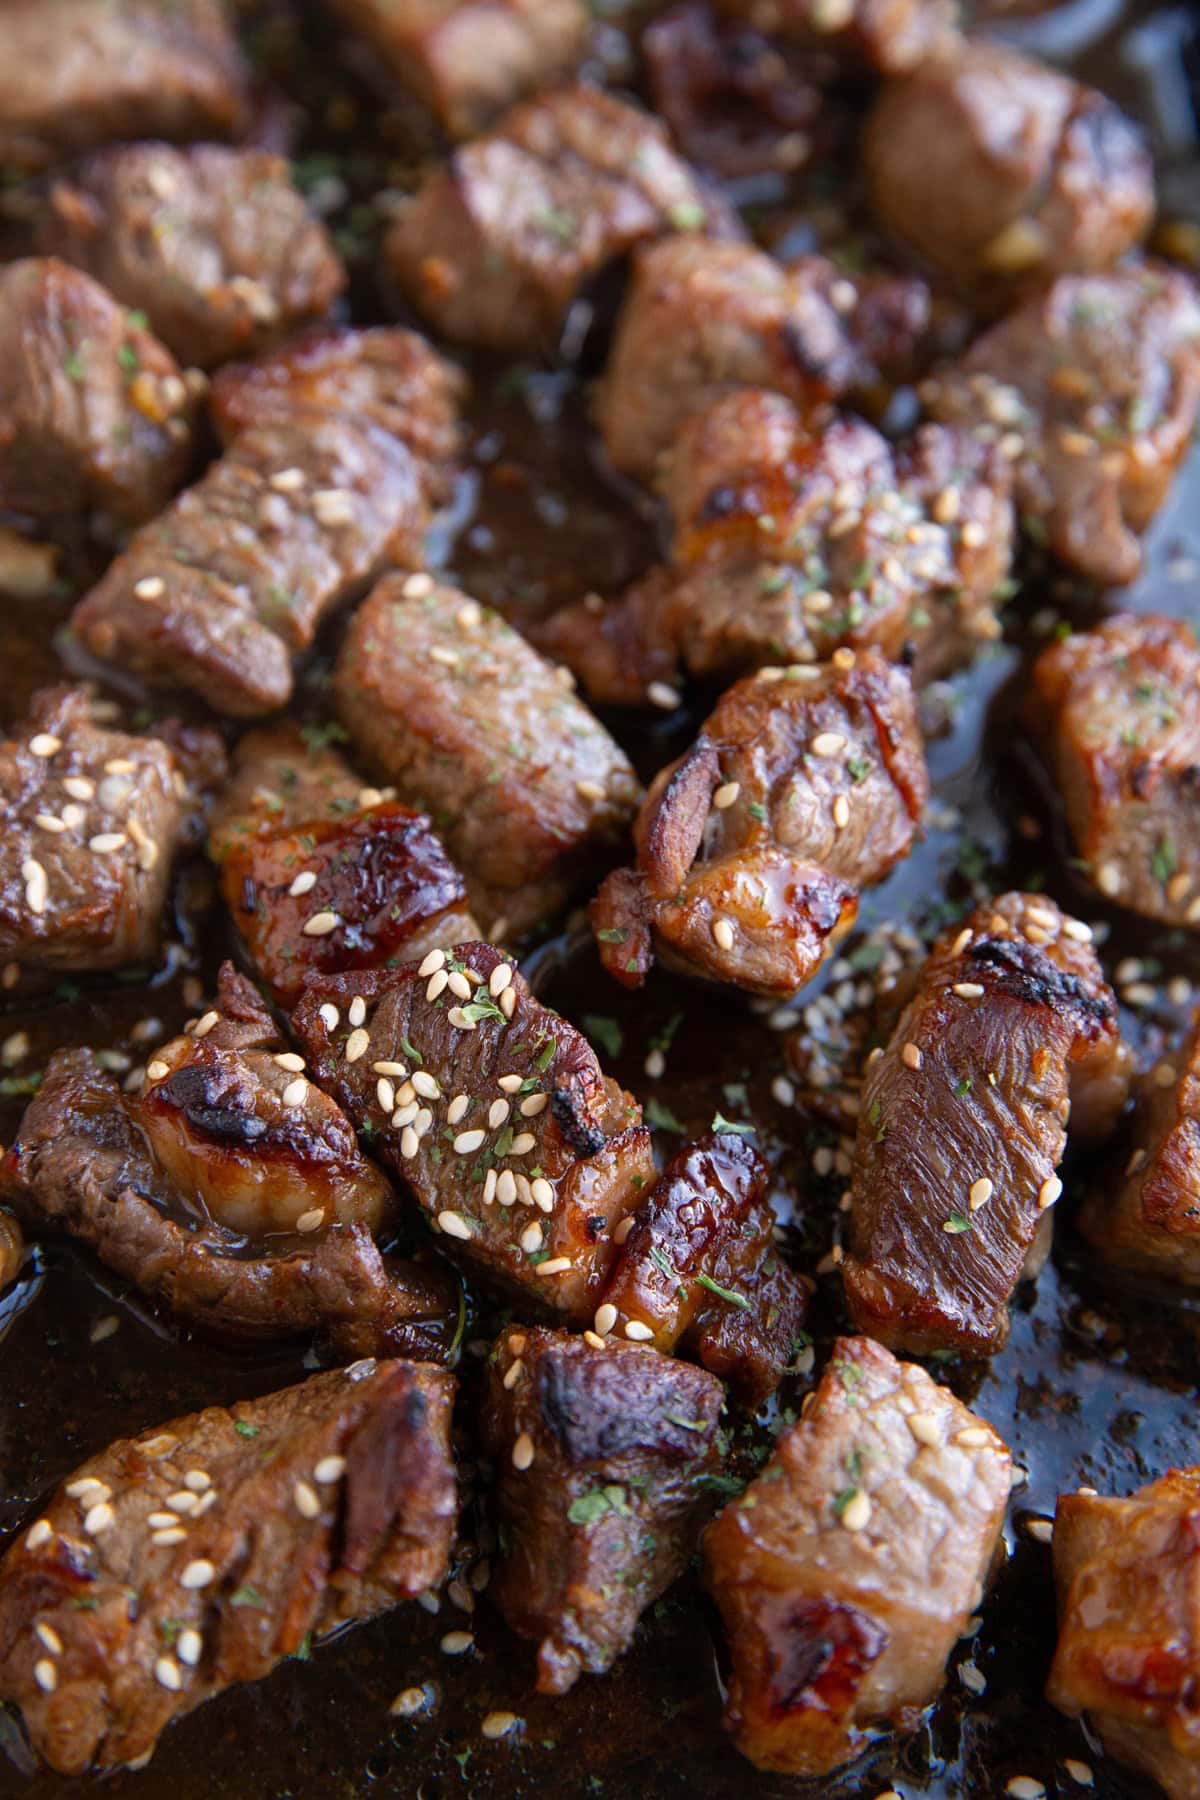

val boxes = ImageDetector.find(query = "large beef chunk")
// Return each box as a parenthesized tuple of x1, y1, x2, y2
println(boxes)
(843, 891, 1131, 1357)
(0, 259, 197, 534)
(924, 265, 1200, 586)
(291, 945, 658, 1324)
(865, 42, 1153, 301)
(481, 1327, 723, 1693)
(0, 1360, 455, 1775)
(0, 686, 222, 979)
(704, 1336, 1011, 1775)
(383, 83, 729, 354)
(597, 237, 931, 481)
(595, 1132, 807, 1404)
(42, 144, 346, 370)
(0, 0, 249, 173)
(331, 0, 587, 138)
(1029, 614, 1200, 927)
(592, 648, 927, 996)
(712, 0, 958, 73)
(335, 576, 639, 934)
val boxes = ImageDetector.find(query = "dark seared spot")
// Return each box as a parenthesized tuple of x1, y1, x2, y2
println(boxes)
(763, 1595, 888, 1719)
(239, 874, 258, 915)
(696, 484, 742, 525)
(550, 1087, 606, 1157)
(966, 936, 1114, 1023)
(155, 1065, 269, 1147)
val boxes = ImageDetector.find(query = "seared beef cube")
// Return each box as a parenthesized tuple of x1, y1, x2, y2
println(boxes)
(596, 1132, 807, 1404)
(0, 1210, 23, 1290)
(335, 577, 640, 933)
(713, 0, 958, 73)
(481, 1327, 723, 1692)
(593, 648, 927, 996)
(0, 259, 197, 534)
(0, 686, 222, 977)
(383, 83, 729, 354)
(924, 265, 1200, 585)
(865, 42, 1153, 302)
(1029, 614, 1200, 926)
(844, 892, 1131, 1358)
(1048, 1468, 1200, 1800)
(291, 945, 658, 1324)
(331, 0, 587, 138)
(538, 391, 1013, 705)
(42, 144, 346, 370)
(0, 1359, 455, 1775)
(0, 0, 248, 173)
(211, 726, 477, 1005)
(597, 237, 931, 481)
(704, 1335, 1011, 1776)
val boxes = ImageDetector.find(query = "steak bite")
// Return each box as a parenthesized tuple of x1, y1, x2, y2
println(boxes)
(1028, 614, 1200, 927)
(592, 648, 928, 997)
(383, 82, 729, 354)
(41, 144, 346, 370)
(712, 0, 959, 74)
(0, 258, 197, 535)
(596, 237, 931, 481)
(0, 1359, 456, 1776)
(924, 265, 1200, 586)
(865, 42, 1154, 301)
(334, 576, 640, 934)
(291, 945, 658, 1324)
(0, 686, 222, 978)
(843, 892, 1131, 1358)
(703, 1336, 1011, 1776)
(0, 0, 249, 174)
(481, 1327, 724, 1693)
(331, 0, 587, 139)
(1048, 1468, 1200, 1800)
(595, 1131, 807, 1405)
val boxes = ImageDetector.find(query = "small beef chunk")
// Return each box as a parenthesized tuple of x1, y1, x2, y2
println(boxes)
(210, 725, 477, 1005)
(0, 259, 197, 534)
(593, 649, 927, 997)
(0, 687, 222, 977)
(597, 237, 931, 481)
(42, 144, 346, 370)
(704, 1336, 1011, 1776)
(481, 1327, 724, 1693)
(335, 577, 640, 933)
(332, 0, 587, 138)
(0, 1360, 456, 1775)
(865, 42, 1153, 301)
(1049, 1469, 1200, 1800)
(0, 1211, 23, 1289)
(712, 0, 959, 73)
(538, 390, 1013, 706)
(595, 1132, 807, 1404)
(843, 892, 1131, 1358)
(1028, 614, 1200, 927)
(0, 0, 248, 173)
(383, 82, 729, 355)
(292, 946, 658, 1324)
(924, 265, 1200, 586)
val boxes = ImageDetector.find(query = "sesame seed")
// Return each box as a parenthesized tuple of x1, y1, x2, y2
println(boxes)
(88, 831, 127, 854)
(519, 1092, 548, 1117)
(576, 778, 606, 802)
(294, 1481, 321, 1519)
(288, 871, 317, 897)
(512, 1433, 534, 1470)
(153, 1527, 187, 1546)
(840, 1490, 871, 1532)
(165, 1490, 198, 1514)
(25, 1519, 52, 1551)
(1005, 1781, 1045, 1800)
(447, 970, 472, 1000)
(510, 1132, 535, 1155)
(951, 928, 973, 956)
(536, 1256, 572, 1276)
(66, 1477, 107, 1498)
(1025, 1518, 1054, 1543)
(1061, 919, 1092, 943)
(832, 795, 850, 830)
(412, 1071, 440, 1100)
(314, 1455, 347, 1486)
(488, 1098, 510, 1129)
(400, 1127, 419, 1158)
(952, 982, 985, 999)
(84, 1501, 114, 1535)
(34, 812, 66, 834)
(496, 1170, 517, 1206)
(499, 988, 516, 1019)
(318, 1003, 339, 1031)
(498, 1074, 523, 1093)
(594, 1303, 617, 1336)
(34, 1659, 57, 1693)
(968, 1177, 993, 1211)
(372, 1061, 407, 1078)
(274, 1052, 305, 1072)
(530, 1178, 554, 1211)
(481, 1711, 520, 1740)
(624, 1320, 654, 1341)
(376, 1077, 396, 1113)
(901, 1042, 922, 1070)
(192, 1491, 216, 1517)
(391, 1687, 428, 1717)
(960, 1660, 987, 1694)
(137, 1433, 179, 1457)
(62, 776, 94, 800)
(811, 732, 847, 757)
(613, 1215, 635, 1245)
(1096, 863, 1122, 897)
(438, 1209, 473, 1240)
(907, 1412, 941, 1446)
(145, 1058, 170, 1082)
(483, 1169, 498, 1203)
(453, 1128, 485, 1155)
(647, 681, 681, 710)
(440, 1631, 474, 1655)
(154, 1656, 182, 1691)
(347, 997, 367, 1028)
(181, 1559, 215, 1589)
(712, 918, 735, 951)
(1062, 1762, 1093, 1787)
(519, 1221, 543, 1253)
(430, 646, 459, 668)
(282, 1077, 308, 1107)
(313, 488, 356, 527)
(296, 1208, 325, 1234)
(956, 1426, 991, 1447)
(426, 969, 449, 1001)
(35, 1622, 62, 1655)
(177, 1628, 203, 1667)
(418, 949, 446, 977)
(1038, 1175, 1062, 1210)
(22, 858, 47, 915)
(192, 1010, 219, 1038)
(713, 781, 741, 810)
(183, 1470, 211, 1492)
(447, 1094, 469, 1125)
(302, 910, 339, 937)
(488, 963, 513, 998)
(29, 734, 61, 758)
(403, 572, 434, 599)
(344, 1028, 369, 1062)
(135, 575, 165, 600)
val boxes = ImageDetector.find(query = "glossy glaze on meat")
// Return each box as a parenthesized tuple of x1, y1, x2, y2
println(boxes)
(712, 0, 958, 73)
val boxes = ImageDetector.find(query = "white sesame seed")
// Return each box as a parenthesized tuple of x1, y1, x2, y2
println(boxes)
(66, 1477, 107, 1498)
(29, 734, 61, 758)
(418, 947, 446, 978)
(1062, 1761, 1093, 1787)
(192, 1010, 219, 1038)
(481, 1710, 520, 1739)
(955, 1426, 991, 1447)
(403, 572, 434, 599)
(498, 1074, 523, 1093)
(613, 1215, 635, 1245)
(519, 1221, 544, 1253)
(840, 1490, 871, 1532)
(376, 1077, 396, 1114)
(315, 1455, 346, 1485)
(832, 794, 851, 830)
(496, 1170, 517, 1206)
(282, 1077, 308, 1107)
(318, 1003, 339, 1031)
(344, 1028, 369, 1062)
(712, 918, 735, 951)
(968, 1177, 993, 1211)
(512, 1433, 534, 1470)
(177, 1628, 203, 1667)
(22, 858, 47, 915)
(412, 1071, 440, 1099)
(536, 1256, 572, 1276)
(1061, 919, 1092, 943)
(647, 681, 681, 710)
(400, 1126, 420, 1158)
(34, 1659, 57, 1693)
(135, 575, 166, 600)
(183, 1470, 211, 1492)
(181, 1559, 215, 1589)
(438, 1209, 473, 1240)
(901, 1042, 922, 1070)
(152, 1527, 187, 1546)
(1038, 1175, 1062, 1210)
(288, 871, 317, 897)
(294, 1481, 321, 1519)
(35, 1622, 63, 1655)
(274, 1052, 305, 1072)
(270, 466, 305, 492)
(907, 1412, 941, 1447)
(165, 1490, 198, 1514)
(429, 645, 460, 668)
(148, 1510, 179, 1527)
(372, 1061, 407, 1078)
(441, 1630, 474, 1655)
(447, 970, 472, 1000)
(88, 832, 128, 854)
(146, 1059, 170, 1081)
(499, 988, 516, 1019)
(1096, 863, 1122, 897)
(295, 1208, 325, 1234)
(137, 1433, 179, 1458)
(519, 1092, 548, 1117)
(62, 776, 94, 800)
(510, 1132, 536, 1155)
(960, 1660, 987, 1695)
(952, 982, 985, 999)
(25, 1519, 53, 1551)
(530, 1178, 554, 1211)
(154, 1656, 182, 1691)
(811, 731, 847, 757)
(487, 1098, 512, 1131)
(453, 1128, 486, 1155)
(84, 1501, 115, 1535)
(488, 963, 513, 998)
(390, 1687, 429, 1717)
(1005, 1781, 1045, 1800)
(624, 1320, 654, 1341)
(576, 779, 606, 802)
(713, 781, 740, 810)
(302, 910, 339, 937)
(1025, 1518, 1054, 1544)
(34, 811, 66, 834)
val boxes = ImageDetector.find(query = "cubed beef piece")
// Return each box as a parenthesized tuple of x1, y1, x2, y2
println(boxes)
(331, 0, 587, 138)
(211, 725, 477, 1005)
(481, 1326, 724, 1692)
(704, 1335, 1011, 1775)
(0, 686, 222, 977)
(537, 390, 1013, 705)
(865, 42, 1153, 301)
(1048, 1468, 1200, 1800)
(0, 258, 197, 534)
(291, 945, 658, 1324)
(844, 892, 1131, 1358)
(383, 82, 730, 354)
(924, 265, 1200, 585)
(597, 237, 931, 480)
(592, 648, 928, 996)
(0, 1210, 23, 1290)
(335, 576, 640, 934)
(595, 1131, 807, 1404)
(41, 144, 346, 370)
(1028, 614, 1200, 927)
(0, 1359, 455, 1775)
(0, 0, 248, 173)
(712, 0, 959, 73)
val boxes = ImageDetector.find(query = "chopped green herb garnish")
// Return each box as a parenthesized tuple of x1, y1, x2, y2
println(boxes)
(644, 1098, 685, 1134)
(695, 1271, 751, 1311)
(711, 1111, 755, 1139)
(583, 1014, 623, 1059)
